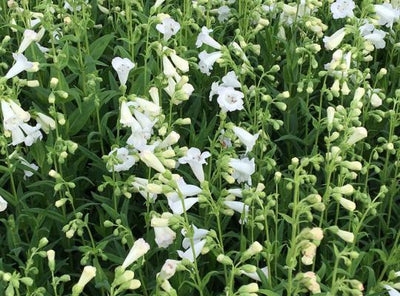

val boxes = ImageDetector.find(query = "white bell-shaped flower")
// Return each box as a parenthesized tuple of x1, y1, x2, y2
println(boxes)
(5, 53, 34, 79)
(229, 157, 255, 185)
(178, 147, 211, 182)
(196, 27, 222, 49)
(112, 57, 135, 86)
(232, 126, 259, 154)
(156, 17, 180, 41)
(198, 50, 222, 76)
(122, 238, 150, 269)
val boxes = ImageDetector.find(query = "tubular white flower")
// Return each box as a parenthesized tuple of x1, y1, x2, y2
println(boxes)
(134, 97, 161, 116)
(232, 126, 259, 154)
(18, 123, 43, 146)
(327, 106, 335, 127)
(221, 71, 241, 88)
(120, 101, 141, 130)
(36, 112, 56, 133)
(140, 150, 166, 173)
(163, 55, 177, 77)
(112, 57, 135, 86)
(5, 53, 34, 79)
(323, 28, 346, 50)
(177, 239, 206, 262)
(122, 238, 150, 269)
(347, 127, 368, 145)
(223, 200, 249, 224)
(229, 157, 255, 185)
(167, 197, 199, 215)
(178, 147, 211, 182)
(330, 0, 355, 19)
(217, 6, 231, 22)
(158, 259, 180, 281)
(20, 158, 39, 179)
(18, 29, 43, 53)
(196, 27, 222, 49)
(370, 93, 382, 107)
(132, 177, 157, 201)
(374, 3, 400, 28)
(339, 197, 356, 211)
(156, 17, 180, 41)
(154, 226, 176, 248)
(149, 87, 160, 105)
(170, 52, 189, 73)
(336, 229, 354, 243)
(0, 195, 8, 212)
(159, 131, 180, 149)
(72, 266, 96, 295)
(198, 50, 222, 76)
(9, 100, 30, 122)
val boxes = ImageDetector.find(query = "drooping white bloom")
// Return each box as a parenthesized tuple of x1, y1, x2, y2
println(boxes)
(177, 225, 208, 262)
(385, 285, 400, 296)
(0, 195, 7, 212)
(133, 97, 161, 117)
(323, 28, 346, 50)
(163, 55, 177, 77)
(196, 27, 222, 50)
(198, 50, 222, 76)
(156, 17, 180, 41)
(347, 127, 368, 145)
(339, 197, 356, 211)
(327, 106, 335, 127)
(140, 150, 166, 173)
(36, 112, 56, 133)
(120, 101, 141, 130)
(216, 87, 244, 112)
(232, 126, 259, 154)
(158, 259, 180, 281)
(229, 157, 255, 185)
(374, 3, 400, 28)
(223, 200, 249, 224)
(221, 71, 241, 88)
(108, 147, 136, 172)
(360, 23, 387, 49)
(241, 267, 269, 282)
(18, 29, 40, 53)
(122, 238, 150, 269)
(112, 57, 135, 86)
(178, 148, 211, 182)
(170, 52, 189, 73)
(166, 177, 201, 214)
(14, 123, 43, 146)
(370, 93, 383, 107)
(5, 53, 35, 79)
(154, 226, 176, 248)
(159, 131, 180, 149)
(330, 0, 355, 19)
(217, 6, 231, 22)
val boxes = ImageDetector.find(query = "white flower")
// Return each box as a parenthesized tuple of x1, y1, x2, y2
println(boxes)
(169, 52, 189, 73)
(385, 285, 400, 296)
(347, 127, 368, 145)
(159, 131, 180, 149)
(370, 93, 382, 107)
(154, 226, 176, 248)
(72, 266, 96, 295)
(198, 50, 222, 75)
(241, 267, 268, 282)
(323, 28, 346, 50)
(223, 200, 249, 224)
(327, 106, 335, 127)
(178, 148, 211, 182)
(5, 53, 35, 79)
(216, 87, 244, 112)
(122, 238, 150, 269)
(221, 71, 241, 88)
(140, 150, 166, 173)
(232, 126, 259, 154)
(18, 29, 40, 53)
(360, 24, 387, 49)
(108, 147, 136, 172)
(0, 195, 8, 212)
(217, 6, 231, 22)
(374, 3, 400, 28)
(339, 197, 356, 211)
(166, 177, 201, 214)
(177, 225, 208, 262)
(133, 97, 161, 117)
(336, 229, 354, 243)
(330, 0, 355, 19)
(64, 1, 82, 12)
(158, 259, 180, 281)
(119, 101, 141, 131)
(112, 57, 135, 86)
(163, 55, 177, 77)
(17, 123, 43, 146)
(229, 157, 255, 185)
(156, 17, 180, 41)
(196, 27, 222, 50)
(36, 112, 56, 133)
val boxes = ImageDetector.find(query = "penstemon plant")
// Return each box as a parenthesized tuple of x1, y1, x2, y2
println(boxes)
(0, 0, 399, 295)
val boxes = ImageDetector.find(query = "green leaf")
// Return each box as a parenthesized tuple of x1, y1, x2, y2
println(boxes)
(89, 34, 114, 60)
